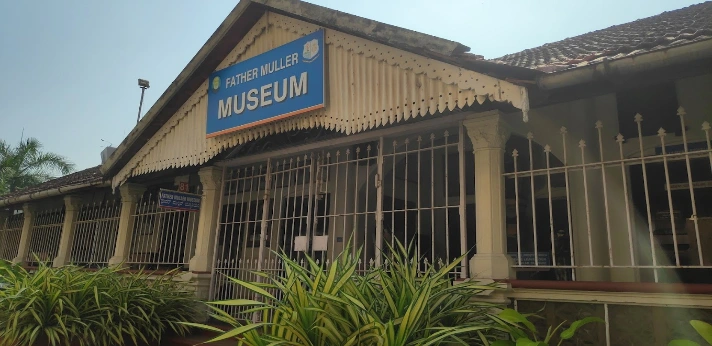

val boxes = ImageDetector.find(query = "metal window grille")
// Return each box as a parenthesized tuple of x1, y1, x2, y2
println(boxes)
(0, 213, 24, 261)
(70, 200, 121, 267)
(210, 128, 469, 316)
(127, 193, 199, 269)
(505, 110, 712, 283)
(27, 208, 65, 265)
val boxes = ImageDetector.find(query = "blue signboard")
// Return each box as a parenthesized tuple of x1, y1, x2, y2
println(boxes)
(206, 30, 326, 138)
(158, 189, 202, 212)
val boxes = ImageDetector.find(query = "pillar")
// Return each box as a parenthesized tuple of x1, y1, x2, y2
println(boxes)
(53, 195, 83, 267)
(187, 167, 223, 300)
(189, 166, 223, 274)
(108, 183, 145, 267)
(13, 203, 35, 265)
(464, 111, 515, 280)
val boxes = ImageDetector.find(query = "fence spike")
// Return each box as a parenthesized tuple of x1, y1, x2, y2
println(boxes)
(677, 106, 686, 117)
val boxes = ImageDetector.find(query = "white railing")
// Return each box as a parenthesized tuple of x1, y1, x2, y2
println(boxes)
(70, 201, 121, 267)
(211, 128, 469, 315)
(504, 108, 712, 283)
(27, 208, 65, 264)
(0, 213, 24, 261)
(513, 297, 712, 346)
(127, 193, 199, 269)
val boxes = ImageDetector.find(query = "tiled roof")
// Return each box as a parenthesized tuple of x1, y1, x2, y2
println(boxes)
(492, 1, 712, 72)
(0, 166, 104, 201)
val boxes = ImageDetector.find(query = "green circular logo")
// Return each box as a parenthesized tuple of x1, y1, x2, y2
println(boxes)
(212, 76, 221, 92)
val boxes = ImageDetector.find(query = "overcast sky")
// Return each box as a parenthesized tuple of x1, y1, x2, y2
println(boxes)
(0, 0, 702, 171)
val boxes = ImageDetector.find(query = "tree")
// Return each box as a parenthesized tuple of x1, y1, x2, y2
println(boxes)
(0, 138, 75, 195)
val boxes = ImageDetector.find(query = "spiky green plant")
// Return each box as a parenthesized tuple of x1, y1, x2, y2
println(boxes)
(187, 241, 514, 345)
(0, 260, 200, 346)
(489, 308, 603, 346)
(669, 320, 712, 346)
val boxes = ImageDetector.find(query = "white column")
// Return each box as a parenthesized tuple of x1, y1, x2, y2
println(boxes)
(13, 203, 36, 265)
(189, 166, 223, 274)
(53, 195, 83, 267)
(108, 183, 146, 267)
(464, 111, 514, 280)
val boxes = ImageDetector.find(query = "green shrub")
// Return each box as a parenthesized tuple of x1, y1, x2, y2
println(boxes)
(0, 260, 200, 346)
(188, 242, 515, 345)
(490, 308, 603, 345)
(669, 320, 712, 346)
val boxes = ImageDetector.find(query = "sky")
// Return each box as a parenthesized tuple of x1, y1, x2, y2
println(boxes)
(0, 0, 703, 172)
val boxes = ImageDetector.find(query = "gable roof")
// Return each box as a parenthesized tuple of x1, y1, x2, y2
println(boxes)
(101, 0, 535, 179)
(492, 1, 712, 72)
(0, 166, 105, 207)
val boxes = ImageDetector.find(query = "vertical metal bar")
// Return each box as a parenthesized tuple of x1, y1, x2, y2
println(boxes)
(430, 133, 436, 264)
(658, 128, 680, 266)
(458, 124, 467, 278)
(544, 144, 557, 267)
(596, 121, 614, 267)
(342, 151, 351, 254)
(617, 134, 636, 266)
(331, 153, 341, 262)
(561, 128, 576, 280)
(364, 146, 372, 268)
(352, 148, 360, 260)
(527, 133, 539, 266)
(375, 138, 385, 266)
(305, 155, 317, 259)
(444, 131, 450, 262)
(635, 114, 658, 282)
(417, 136, 422, 262)
(678, 108, 703, 265)
(391, 141, 397, 248)
(208, 165, 228, 300)
(604, 303, 611, 346)
(404, 139, 409, 249)
(704, 121, 712, 175)
(579, 140, 594, 266)
(513, 150, 523, 268)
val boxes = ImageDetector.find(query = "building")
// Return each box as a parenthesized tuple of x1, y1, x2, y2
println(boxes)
(2, 0, 712, 344)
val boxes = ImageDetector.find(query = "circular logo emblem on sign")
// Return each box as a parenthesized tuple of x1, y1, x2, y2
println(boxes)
(211, 76, 221, 93)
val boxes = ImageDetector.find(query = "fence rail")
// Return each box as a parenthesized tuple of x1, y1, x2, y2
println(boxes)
(506, 108, 712, 283)
(211, 128, 470, 317)
(70, 201, 121, 267)
(0, 213, 24, 261)
(128, 193, 199, 269)
(27, 208, 65, 264)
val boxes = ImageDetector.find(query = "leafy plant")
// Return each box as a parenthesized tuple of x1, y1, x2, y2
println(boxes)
(0, 137, 75, 195)
(669, 320, 712, 346)
(490, 308, 604, 346)
(187, 241, 515, 345)
(0, 260, 200, 346)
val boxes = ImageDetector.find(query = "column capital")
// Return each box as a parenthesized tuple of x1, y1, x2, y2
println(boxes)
(63, 195, 83, 211)
(22, 203, 35, 217)
(118, 183, 146, 201)
(198, 166, 223, 190)
(463, 111, 511, 150)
